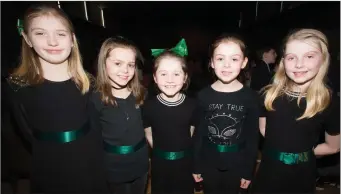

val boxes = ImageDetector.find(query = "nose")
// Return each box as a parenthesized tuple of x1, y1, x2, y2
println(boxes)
(47, 34, 58, 47)
(166, 74, 174, 83)
(295, 57, 304, 68)
(224, 61, 231, 68)
(121, 64, 129, 73)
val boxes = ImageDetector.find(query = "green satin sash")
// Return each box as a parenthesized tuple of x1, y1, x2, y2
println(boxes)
(104, 138, 146, 155)
(265, 148, 313, 165)
(208, 140, 244, 153)
(153, 147, 192, 160)
(33, 122, 90, 143)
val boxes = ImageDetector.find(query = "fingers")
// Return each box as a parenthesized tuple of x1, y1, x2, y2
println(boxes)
(240, 179, 251, 189)
(192, 174, 203, 182)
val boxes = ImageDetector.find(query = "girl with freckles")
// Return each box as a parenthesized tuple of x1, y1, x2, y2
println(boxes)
(251, 29, 340, 193)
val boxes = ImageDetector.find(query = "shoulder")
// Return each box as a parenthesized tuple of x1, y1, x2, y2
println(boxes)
(197, 85, 212, 99)
(6, 74, 30, 92)
(85, 72, 96, 90)
(141, 96, 157, 110)
(184, 96, 197, 107)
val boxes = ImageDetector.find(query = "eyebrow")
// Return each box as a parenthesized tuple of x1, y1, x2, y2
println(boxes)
(215, 54, 242, 57)
(284, 51, 320, 56)
(108, 58, 135, 63)
(31, 28, 68, 32)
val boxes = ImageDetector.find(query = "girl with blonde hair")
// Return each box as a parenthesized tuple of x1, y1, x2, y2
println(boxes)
(252, 29, 340, 193)
(5, 3, 107, 193)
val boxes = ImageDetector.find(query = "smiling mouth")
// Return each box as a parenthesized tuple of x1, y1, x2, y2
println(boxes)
(221, 71, 232, 75)
(118, 75, 129, 80)
(45, 49, 63, 54)
(164, 85, 176, 88)
(293, 71, 308, 77)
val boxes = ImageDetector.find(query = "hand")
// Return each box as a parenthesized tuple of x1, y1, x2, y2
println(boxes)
(192, 174, 203, 182)
(240, 178, 251, 189)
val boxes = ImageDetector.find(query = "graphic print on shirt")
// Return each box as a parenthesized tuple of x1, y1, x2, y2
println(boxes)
(206, 103, 245, 145)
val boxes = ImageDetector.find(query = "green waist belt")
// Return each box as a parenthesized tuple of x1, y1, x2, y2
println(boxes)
(33, 122, 90, 143)
(208, 140, 244, 153)
(153, 147, 192, 160)
(104, 138, 146, 155)
(265, 148, 313, 165)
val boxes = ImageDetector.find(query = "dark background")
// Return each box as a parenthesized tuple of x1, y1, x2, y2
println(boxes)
(1, 1, 340, 75)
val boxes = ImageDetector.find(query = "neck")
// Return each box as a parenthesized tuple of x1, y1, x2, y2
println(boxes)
(290, 81, 311, 94)
(160, 92, 182, 102)
(40, 59, 70, 81)
(213, 79, 243, 92)
(112, 87, 131, 99)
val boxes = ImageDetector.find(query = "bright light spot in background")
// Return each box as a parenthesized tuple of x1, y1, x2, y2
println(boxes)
(84, 1, 89, 21)
(101, 8, 105, 28)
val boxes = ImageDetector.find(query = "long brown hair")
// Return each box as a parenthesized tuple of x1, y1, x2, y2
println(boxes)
(263, 29, 331, 120)
(96, 36, 145, 106)
(13, 3, 89, 94)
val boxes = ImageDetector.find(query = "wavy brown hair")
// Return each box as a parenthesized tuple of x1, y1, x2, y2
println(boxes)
(13, 3, 90, 94)
(263, 29, 331, 120)
(96, 36, 145, 106)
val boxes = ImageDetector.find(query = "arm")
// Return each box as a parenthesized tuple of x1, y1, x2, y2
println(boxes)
(314, 132, 340, 156)
(240, 95, 260, 181)
(144, 127, 153, 148)
(190, 126, 195, 137)
(259, 117, 266, 137)
(192, 98, 206, 175)
(314, 96, 340, 156)
(4, 82, 34, 153)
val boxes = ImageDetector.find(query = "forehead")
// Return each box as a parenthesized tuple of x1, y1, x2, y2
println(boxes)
(157, 57, 183, 71)
(108, 47, 135, 61)
(214, 41, 243, 55)
(286, 40, 321, 55)
(30, 15, 68, 31)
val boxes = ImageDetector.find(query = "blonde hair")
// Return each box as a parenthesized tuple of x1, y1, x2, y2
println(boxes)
(96, 37, 145, 106)
(263, 29, 331, 120)
(13, 4, 90, 94)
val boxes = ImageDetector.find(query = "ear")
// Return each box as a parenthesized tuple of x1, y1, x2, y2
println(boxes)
(241, 57, 248, 69)
(210, 59, 215, 69)
(153, 74, 158, 84)
(22, 32, 33, 48)
(71, 33, 76, 47)
(184, 73, 188, 83)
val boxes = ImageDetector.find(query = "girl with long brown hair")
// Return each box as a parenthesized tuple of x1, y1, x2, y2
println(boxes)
(90, 36, 149, 194)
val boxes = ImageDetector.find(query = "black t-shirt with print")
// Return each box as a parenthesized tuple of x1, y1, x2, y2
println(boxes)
(193, 85, 260, 180)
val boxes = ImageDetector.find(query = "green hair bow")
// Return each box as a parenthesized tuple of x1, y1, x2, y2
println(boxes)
(151, 38, 188, 57)
(17, 19, 24, 36)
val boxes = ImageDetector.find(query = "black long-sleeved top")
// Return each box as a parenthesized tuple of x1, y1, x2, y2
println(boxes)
(192, 85, 260, 180)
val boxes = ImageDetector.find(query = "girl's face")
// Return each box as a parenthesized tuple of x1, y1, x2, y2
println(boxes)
(154, 57, 187, 98)
(23, 15, 73, 65)
(211, 41, 248, 84)
(106, 47, 136, 88)
(284, 40, 323, 88)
